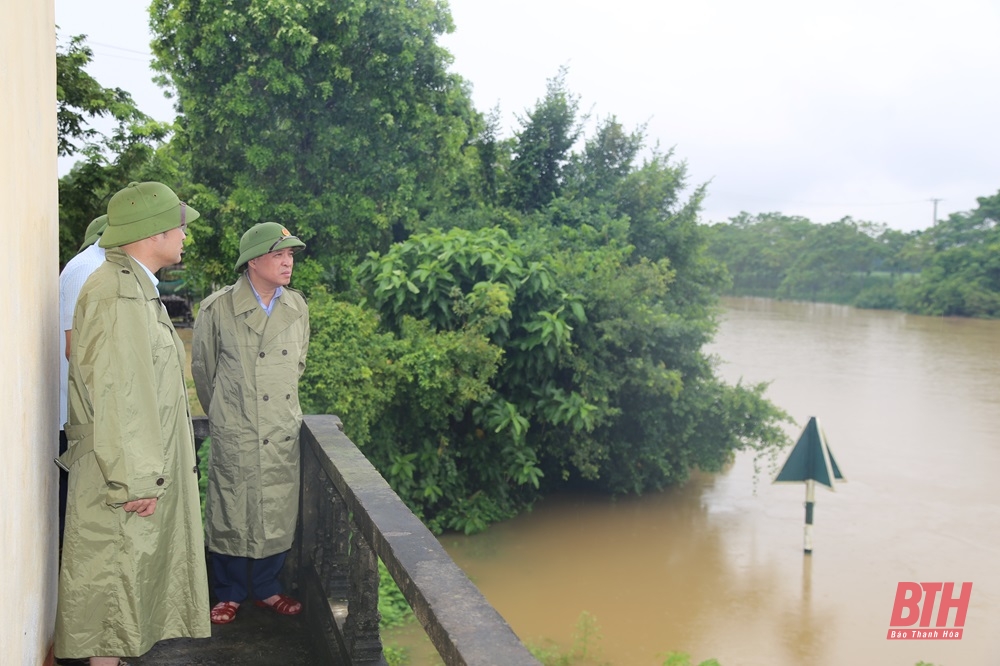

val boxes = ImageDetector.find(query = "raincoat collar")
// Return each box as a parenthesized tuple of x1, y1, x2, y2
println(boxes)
(233, 273, 305, 342)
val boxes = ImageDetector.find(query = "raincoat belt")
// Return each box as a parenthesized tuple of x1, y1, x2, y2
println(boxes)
(55, 422, 94, 472)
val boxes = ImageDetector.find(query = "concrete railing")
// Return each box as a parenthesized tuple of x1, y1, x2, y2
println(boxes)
(194, 415, 539, 665)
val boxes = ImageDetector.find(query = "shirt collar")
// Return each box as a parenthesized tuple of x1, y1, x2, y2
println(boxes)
(244, 270, 283, 314)
(132, 258, 160, 294)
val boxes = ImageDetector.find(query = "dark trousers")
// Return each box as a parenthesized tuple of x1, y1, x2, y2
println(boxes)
(211, 550, 288, 603)
(58, 430, 68, 550)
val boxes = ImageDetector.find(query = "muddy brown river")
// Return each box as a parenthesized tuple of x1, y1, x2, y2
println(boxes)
(425, 298, 1000, 665)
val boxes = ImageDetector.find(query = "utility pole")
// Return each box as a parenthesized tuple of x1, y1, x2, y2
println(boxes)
(929, 198, 943, 225)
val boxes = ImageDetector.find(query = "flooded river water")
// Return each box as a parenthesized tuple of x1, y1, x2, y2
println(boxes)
(430, 298, 1000, 665)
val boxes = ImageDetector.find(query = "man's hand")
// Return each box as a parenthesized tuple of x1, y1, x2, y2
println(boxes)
(122, 497, 158, 517)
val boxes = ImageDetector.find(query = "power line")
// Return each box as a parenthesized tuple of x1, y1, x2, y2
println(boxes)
(89, 50, 153, 63)
(56, 36, 153, 62)
(88, 40, 151, 56)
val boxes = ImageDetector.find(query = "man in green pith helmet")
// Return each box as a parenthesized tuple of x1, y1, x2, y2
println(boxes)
(55, 182, 211, 665)
(191, 222, 309, 625)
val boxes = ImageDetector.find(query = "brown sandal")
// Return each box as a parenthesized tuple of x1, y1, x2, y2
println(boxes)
(254, 593, 301, 616)
(210, 600, 240, 624)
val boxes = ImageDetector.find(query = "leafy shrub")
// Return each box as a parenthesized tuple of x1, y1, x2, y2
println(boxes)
(299, 288, 512, 532)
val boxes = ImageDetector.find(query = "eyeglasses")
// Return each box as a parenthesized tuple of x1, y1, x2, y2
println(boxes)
(179, 202, 188, 232)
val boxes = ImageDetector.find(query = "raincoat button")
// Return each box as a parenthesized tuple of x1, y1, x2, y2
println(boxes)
(156, 477, 164, 486)
(263, 439, 270, 445)
(192, 466, 198, 473)
(259, 351, 265, 358)
(285, 394, 290, 400)
(263, 394, 269, 401)
(121, 269, 130, 274)
(282, 349, 288, 355)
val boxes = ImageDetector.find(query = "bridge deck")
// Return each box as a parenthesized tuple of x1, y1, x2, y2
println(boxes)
(56, 605, 325, 666)
(130, 604, 325, 666)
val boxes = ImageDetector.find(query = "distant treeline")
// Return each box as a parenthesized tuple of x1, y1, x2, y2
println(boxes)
(704, 190, 1000, 318)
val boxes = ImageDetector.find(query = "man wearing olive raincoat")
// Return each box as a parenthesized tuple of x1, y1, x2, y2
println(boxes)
(191, 222, 309, 624)
(55, 182, 211, 664)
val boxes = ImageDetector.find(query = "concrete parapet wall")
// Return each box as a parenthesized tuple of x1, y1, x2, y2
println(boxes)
(297, 414, 540, 665)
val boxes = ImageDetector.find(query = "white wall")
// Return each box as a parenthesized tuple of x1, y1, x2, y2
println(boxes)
(0, 0, 60, 663)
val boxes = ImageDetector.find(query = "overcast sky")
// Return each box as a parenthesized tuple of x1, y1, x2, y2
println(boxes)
(56, 0, 1000, 232)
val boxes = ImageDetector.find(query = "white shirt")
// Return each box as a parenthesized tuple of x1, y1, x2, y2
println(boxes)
(58, 243, 106, 428)
(131, 257, 160, 294)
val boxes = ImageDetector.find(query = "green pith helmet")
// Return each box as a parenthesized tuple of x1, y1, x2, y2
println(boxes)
(100, 181, 200, 248)
(235, 222, 306, 271)
(79, 214, 109, 250)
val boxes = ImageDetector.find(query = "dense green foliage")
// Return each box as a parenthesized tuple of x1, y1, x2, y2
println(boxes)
(342, 72, 789, 525)
(705, 197, 1000, 318)
(299, 291, 504, 532)
(705, 213, 910, 303)
(149, 0, 477, 294)
(894, 192, 1000, 316)
(56, 35, 172, 265)
(506, 67, 582, 213)
(60, 1, 794, 535)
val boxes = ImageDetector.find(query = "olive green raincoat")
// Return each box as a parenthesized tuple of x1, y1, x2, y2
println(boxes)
(191, 274, 309, 559)
(55, 248, 210, 659)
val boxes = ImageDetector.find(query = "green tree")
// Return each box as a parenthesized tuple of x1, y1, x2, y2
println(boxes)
(357, 219, 788, 504)
(565, 115, 645, 203)
(706, 212, 816, 295)
(897, 190, 1000, 317)
(506, 67, 582, 213)
(520, 223, 785, 492)
(615, 148, 721, 310)
(56, 34, 170, 265)
(149, 0, 478, 293)
(470, 105, 509, 207)
(705, 213, 914, 308)
(777, 217, 882, 301)
(554, 113, 722, 311)
(356, 227, 571, 515)
(299, 289, 505, 533)
(352, 75, 789, 516)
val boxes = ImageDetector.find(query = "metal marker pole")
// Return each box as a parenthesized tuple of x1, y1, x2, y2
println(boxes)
(804, 479, 815, 554)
